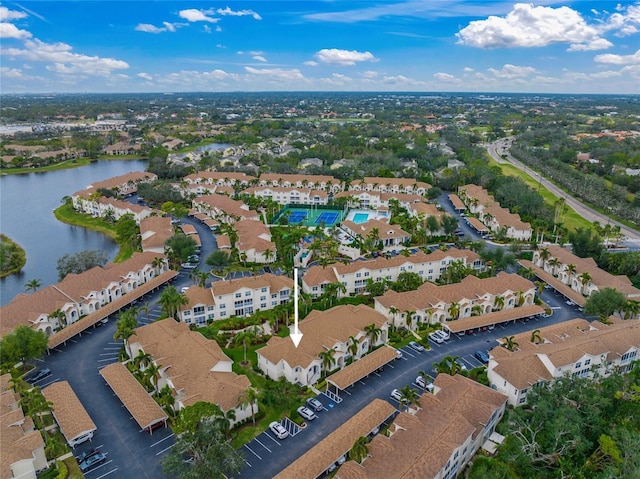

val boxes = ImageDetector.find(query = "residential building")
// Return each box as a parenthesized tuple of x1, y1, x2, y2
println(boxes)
(458, 184, 532, 241)
(374, 272, 536, 330)
(178, 273, 293, 325)
(102, 142, 141, 156)
(342, 219, 411, 250)
(302, 248, 484, 298)
(258, 173, 341, 193)
(86, 171, 156, 195)
(532, 245, 640, 299)
(0, 252, 168, 336)
(140, 216, 174, 253)
(243, 186, 329, 206)
(192, 194, 259, 223)
(349, 177, 431, 196)
(0, 374, 47, 479)
(183, 172, 256, 196)
(127, 318, 256, 427)
(234, 219, 277, 264)
(337, 374, 508, 479)
(488, 318, 640, 406)
(333, 191, 423, 210)
(257, 304, 389, 387)
(408, 202, 453, 235)
(72, 192, 155, 223)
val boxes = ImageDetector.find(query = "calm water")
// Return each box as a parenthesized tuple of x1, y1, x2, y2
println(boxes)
(0, 159, 147, 305)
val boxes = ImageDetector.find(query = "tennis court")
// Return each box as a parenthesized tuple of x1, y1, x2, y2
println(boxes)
(273, 206, 345, 227)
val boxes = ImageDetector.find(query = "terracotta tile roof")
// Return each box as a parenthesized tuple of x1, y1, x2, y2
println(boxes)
(445, 305, 544, 333)
(327, 346, 399, 390)
(337, 375, 507, 479)
(409, 202, 450, 219)
(42, 381, 97, 442)
(0, 406, 44, 479)
(466, 216, 489, 232)
(302, 265, 339, 287)
(48, 270, 178, 349)
(260, 173, 337, 185)
(485, 204, 531, 231)
(216, 234, 231, 248)
(245, 186, 329, 198)
(87, 171, 156, 190)
(184, 172, 255, 183)
(448, 194, 465, 210)
(1, 286, 75, 336)
(210, 273, 293, 297)
(130, 319, 250, 412)
(194, 194, 257, 220)
(99, 363, 168, 430)
(342, 219, 410, 240)
(274, 399, 396, 479)
(257, 305, 388, 369)
(491, 319, 640, 389)
(236, 219, 276, 253)
(140, 216, 174, 251)
(518, 260, 586, 306)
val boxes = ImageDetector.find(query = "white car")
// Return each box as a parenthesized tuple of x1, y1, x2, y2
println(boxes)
(297, 406, 317, 421)
(408, 341, 425, 352)
(415, 375, 434, 392)
(394, 348, 403, 359)
(269, 421, 289, 440)
(390, 389, 402, 402)
(434, 329, 449, 341)
(428, 332, 444, 344)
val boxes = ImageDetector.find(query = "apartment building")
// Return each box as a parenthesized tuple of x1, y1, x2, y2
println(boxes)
(257, 173, 340, 193)
(235, 219, 277, 264)
(333, 190, 423, 210)
(140, 216, 174, 254)
(243, 186, 329, 206)
(342, 219, 411, 250)
(337, 374, 508, 479)
(178, 273, 293, 326)
(128, 319, 256, 426)
(256, 304, 388, 387)
(86, 171, 157, 195)
(488, 318, 640, 406)
(192, 194, 259, 223)
(349, 177, 431, 196)
(0, 252, 168, 336)
(532, 245, 640, 299)
(183, 172, 256, 196)
(302, 248, 484, 298)
(72, 192, 155, 223)
(374, 272, 536, 330)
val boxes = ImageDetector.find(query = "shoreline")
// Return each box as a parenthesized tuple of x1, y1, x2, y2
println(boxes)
(0, 233, 27, 278)
(0, 156, 146, 176)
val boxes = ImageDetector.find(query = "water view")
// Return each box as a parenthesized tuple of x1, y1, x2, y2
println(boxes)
(0, 159, 147, 305)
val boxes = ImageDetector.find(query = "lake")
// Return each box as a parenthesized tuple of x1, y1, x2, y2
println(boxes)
(0, 159, 147, 305)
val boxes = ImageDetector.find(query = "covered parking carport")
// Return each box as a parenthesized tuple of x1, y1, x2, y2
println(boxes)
(99, 362, 168, 434)
(47, 270, 178, 350)
(466, 216, 490, 235)
(273, 399, 396, 479)
(518, 259, 587, 307)
(325, 346, 399, 403)
(42, 381, 97, 448)
(444, 304, 545, 336)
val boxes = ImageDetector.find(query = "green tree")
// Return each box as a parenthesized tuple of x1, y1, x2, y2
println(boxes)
(568, 227, 604, 259)
(364, 323, 382, 350)
(584, 287, 626, 318)
(24, 278, 42, 292)
(238, 386, 259, 426)
(392, 271, 423, 292)
(233, 328, 258, 365)
(206, 250, 230, 267)
(348, 436, 369, 464)
(0, 326, 48, 367)
(174, 401, 222, 435)
(502, 335, 519, 351)
(433, 355, 461, 376)
(318, 347, 336, 375)
(441, 215, 459, 239)
(161, 418, 244, 479)
(56, 249, 108, 280)
(365, 278, 388, 297)
(115, 213, 140, 250)
(159, 285, 189, 319)
(165, 234, 197, 264)
(398, 384, 421, 411)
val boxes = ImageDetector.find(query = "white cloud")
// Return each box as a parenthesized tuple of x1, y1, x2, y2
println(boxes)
(3, 38, 129, 76)
(252, 55, 267, 62)
(594, 49, 640, 65)
(463, 67, 474, 72)
(0, 66, 24, 78)
(244, 66, 305, 81)
(314, 48, 377, 66)
(433, 72, 456, 81)
(382, 74, 426, 87)
(0, 22, 32, 39)
(606, 4, 640, 36)
(359, 70, 378, 78)
(203, 25, 211, 34)
(135, 23, 164, 33)
(0, 6, 27, 21)
(179, 9, 219, 23)
(321, 73, 352, 86)
(303, 60, 318, 66)
(216, 7, 261, 20)
(137, 72, 153, 81)
(456, 3, 604, 50)
(488, 64, 537, 79)
(590, 70, 622, 78)
(216, 44, 226, 49)
(567, 38, 613, 52)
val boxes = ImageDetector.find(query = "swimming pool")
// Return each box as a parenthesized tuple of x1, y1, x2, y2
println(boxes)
(353, 213, 369, 224)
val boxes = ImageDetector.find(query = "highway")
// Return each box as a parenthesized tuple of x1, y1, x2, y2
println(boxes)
(486, 137, 640, 242)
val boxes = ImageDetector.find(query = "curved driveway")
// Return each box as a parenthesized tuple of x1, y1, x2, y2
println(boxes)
(486, 138, 640, 242)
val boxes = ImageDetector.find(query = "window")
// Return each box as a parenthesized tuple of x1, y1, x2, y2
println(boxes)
(575, 362, 582, 369)
(519, 397, 527, 404)
(183, 311, 191, 316)
(356, 273, 362, 278)
(220, 311, 226, 317)
(585, 359, 591, 366)
(261, 303, 267, 309)
(235, 292, 241, 298)
(194, 306, 204, 314)
(260, 296, 266, 301)
(207, 306, 214, 311)
(261, 287, 267, 292)
(220, 304, 225, 309)
(245, 291, 251, 297)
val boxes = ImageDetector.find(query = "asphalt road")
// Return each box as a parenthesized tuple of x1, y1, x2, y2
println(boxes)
(486, 138, 640, 242)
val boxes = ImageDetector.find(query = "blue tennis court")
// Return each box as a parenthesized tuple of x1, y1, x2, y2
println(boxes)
(287, 211, 308, 224)
(315, 212, 339, 225)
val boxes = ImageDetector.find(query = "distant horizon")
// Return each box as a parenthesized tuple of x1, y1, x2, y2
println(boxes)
(1, 2, 639, 95)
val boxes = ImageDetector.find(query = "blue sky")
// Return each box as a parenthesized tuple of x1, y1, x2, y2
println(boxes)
(1, 1, 639, 94)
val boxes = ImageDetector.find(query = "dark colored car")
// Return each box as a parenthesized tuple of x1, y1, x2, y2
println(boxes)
(79, 452, 107, 472)
(75, 448, 98, 462)
(475, 350, 490, 363)
(306, 397, 323, 412)
(29, 368, 51, 383)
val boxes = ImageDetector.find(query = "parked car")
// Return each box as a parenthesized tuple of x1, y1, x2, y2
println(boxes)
(29, 368, 51, 383)
(455, 359, 468, 371)
(390, 389, 402, 402)
(566, 300, 576, 306)
(433, 329, 449, 341)
(306, 397, 323, 412)
(428, 332, 444, 344)
(408, 341, 425, 352)
(269, 421, 289, 440)
(187, 255, 199, 263)
(181, 263, 198, 269)
(297, 406, 317, 421)
(474, 350, 490, 364)
(96, 318, 108, 327)
(79, 452, 107, 472)
(394, 348, 403, 359)
(415, 375, 434, 392)
(75, 448, 98, 462)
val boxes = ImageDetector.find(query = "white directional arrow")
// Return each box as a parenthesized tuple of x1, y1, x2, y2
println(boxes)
(290, 267, 303, 348)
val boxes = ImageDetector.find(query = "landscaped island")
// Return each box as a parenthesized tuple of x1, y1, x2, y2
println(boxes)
(0, 233, 26, 277)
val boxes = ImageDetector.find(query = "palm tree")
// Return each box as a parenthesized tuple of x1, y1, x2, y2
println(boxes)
(398, 385, 421, 411)
(388, 306, 399, 326)
(522, 266, 536, 280)
(447, 302, 460, 321)
(364, 323, 382, 349)
(516, 290, 525, 307)
(493, 295, 505, 311)
(539, 247, 551, 266)
(565, 263, 577, 283)
(24, 278, 42, 292)
(347, 336, 359, 359)
(152, 256, 165, 275)
(233, 328, 258, 365)
(348, 436, 369, 463)
(433, 355, 461, 376)
(133, 350, 153, 369)
(49, 308, 67, 328)
(156, 385, 176, 418)
(548, 258, 561, 276)
(318, 347, 337, 375)
(471, 304, 483, 317)
(578, 272, 592, 296)
(417, 370, 430, 393)
(238, 386, 259, 426)
(159, 285, 189, 319)
(502, 335, 519, 351)
(621, 299, 640, 319)
(530, 329, 542, 344)
(264, 249, 275, 263)
(140, 301, 151, 322)
(143, 362, 160, 392)
(404, 310, 416, 330)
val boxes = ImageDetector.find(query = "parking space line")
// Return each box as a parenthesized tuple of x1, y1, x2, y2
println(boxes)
(103, 347, 120, 350)
(244, 460, 252, 467)
(359, 380, 366, 386)
(253, 438, 272, 453)
(343, 389, 352, 396)
(99, 352, 119, 356)
(97, 358, 119, 362)
(155, 443, 175, 456)
(244, 444, 262, 460)
(150, 433, 174, 447)
(94, 468, 119, 479)
(263, 432, 281, 445)
(401, 349, 415, 358)
(84, 460, 113, 475)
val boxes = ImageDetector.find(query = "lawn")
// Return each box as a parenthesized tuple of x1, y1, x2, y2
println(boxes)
(487, 157, 593, 232)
